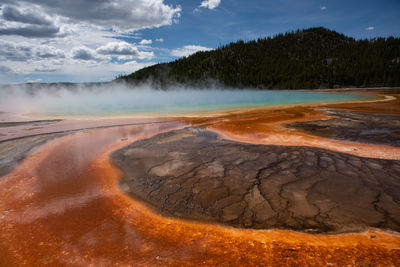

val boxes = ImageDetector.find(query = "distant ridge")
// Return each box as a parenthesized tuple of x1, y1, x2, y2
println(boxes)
(117, 27, 400, 89)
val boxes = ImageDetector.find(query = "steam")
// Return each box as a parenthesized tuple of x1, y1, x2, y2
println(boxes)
(0, 83, 229, 115)
(0, 83, 366, 116)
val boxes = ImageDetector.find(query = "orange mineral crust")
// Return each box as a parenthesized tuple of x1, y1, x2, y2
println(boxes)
(206, 104, 400, 160)
(0, 122, 399, 266)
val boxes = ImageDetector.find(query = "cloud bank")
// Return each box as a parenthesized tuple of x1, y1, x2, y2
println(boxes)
(1, 0, 181, 32)
(0, 0, 182, 83)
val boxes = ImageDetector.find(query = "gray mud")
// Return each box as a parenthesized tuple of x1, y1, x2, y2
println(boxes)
(288, 110, 400, 147)
(0, 133, 67, 177)
(111, 128, 400, 233)
(0, 120, 62, 128)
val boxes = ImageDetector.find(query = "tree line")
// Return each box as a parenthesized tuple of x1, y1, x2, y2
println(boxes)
(117, 27, 400, 89)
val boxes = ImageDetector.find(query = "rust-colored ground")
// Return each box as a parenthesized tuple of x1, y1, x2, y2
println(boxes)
(199, 92, 400, 160)
(0, 90, 399, 266)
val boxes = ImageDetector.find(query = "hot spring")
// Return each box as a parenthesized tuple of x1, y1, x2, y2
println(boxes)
(0, 84, 375, 116)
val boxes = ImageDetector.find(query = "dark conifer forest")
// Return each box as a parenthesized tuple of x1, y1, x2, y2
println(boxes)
(117, 28, 400, 89)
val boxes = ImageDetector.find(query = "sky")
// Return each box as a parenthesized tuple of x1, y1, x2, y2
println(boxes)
(0, 0, 399, 84)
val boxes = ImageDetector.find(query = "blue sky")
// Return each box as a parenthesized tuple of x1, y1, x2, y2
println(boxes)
(0, 0, 399, 84)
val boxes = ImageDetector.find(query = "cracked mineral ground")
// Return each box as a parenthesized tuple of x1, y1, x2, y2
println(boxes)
(288, 109, 400, 147)
(111, 127, 400, 234)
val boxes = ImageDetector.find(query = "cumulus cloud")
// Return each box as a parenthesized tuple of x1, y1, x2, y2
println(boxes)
(0, 1, 182, 82)
(2, 0, 181, 32)
(72, 47, 99, 61)
(0, 40, 67, 65)
(320, 6, 327, 11)
(96, 41, 154, 59)
(139, 39, 152, 45)
(2, 5, 52, 26)
(135, 51, 154, 60)
(366, 26, 375, 31)
(0, 41, 32, 61)
(171, 45, 213, 58)
(0, 4, 61, 38)
(70, 42, 155, 63)
(97, 42, 139, 56)
(0, 25, 60, 38)
(199, 0, 221, 10)
(35, 46, 65, 59)
(156, 38, 164, 42)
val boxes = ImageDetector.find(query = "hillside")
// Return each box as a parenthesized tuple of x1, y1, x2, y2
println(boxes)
(117, 28, 400, 89)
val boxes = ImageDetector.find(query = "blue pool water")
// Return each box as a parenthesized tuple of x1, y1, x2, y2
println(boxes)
(0, 87, 376, 116)
(53, 90, 373, 116)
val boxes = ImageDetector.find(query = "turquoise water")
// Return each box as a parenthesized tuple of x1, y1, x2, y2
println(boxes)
(36, 89, 374, 116)
(0, 87, 374, 116)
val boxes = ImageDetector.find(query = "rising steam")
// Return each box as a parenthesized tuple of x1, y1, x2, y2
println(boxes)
(0, 83, 366, 116)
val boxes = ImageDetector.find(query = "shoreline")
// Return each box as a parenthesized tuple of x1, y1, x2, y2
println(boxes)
(1, 88, 394, 142)
(198, 90, 400, 160)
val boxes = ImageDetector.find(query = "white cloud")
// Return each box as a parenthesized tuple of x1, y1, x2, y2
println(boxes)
(0, 1, 178, 82)
(139, 39, 152, 45)
(2, 5, 52, 26)
(320, 6, 327, 11)
(135, 51, 155, 60)
(0, 4, 62, 38)
(0, 40, 32, 61)
(171, 45, 213, 58)
(59, 60, 157, 81)
(35, 46, 65, 59)
(2, 0, 182, 32)
(156, 38, 164, 42)
(366, 26, 375, 31)
(97, 41, 154, 60)
(72, 47, 99, 61)
(199, 0, 221, 10)
(0, 24, 61, 38)
(97, 42, 140, 56)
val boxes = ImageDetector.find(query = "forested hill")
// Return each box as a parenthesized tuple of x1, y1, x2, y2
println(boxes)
(117, 28, 400, 89)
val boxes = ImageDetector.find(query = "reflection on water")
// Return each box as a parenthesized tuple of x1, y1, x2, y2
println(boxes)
(0, 121, 398, 266)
